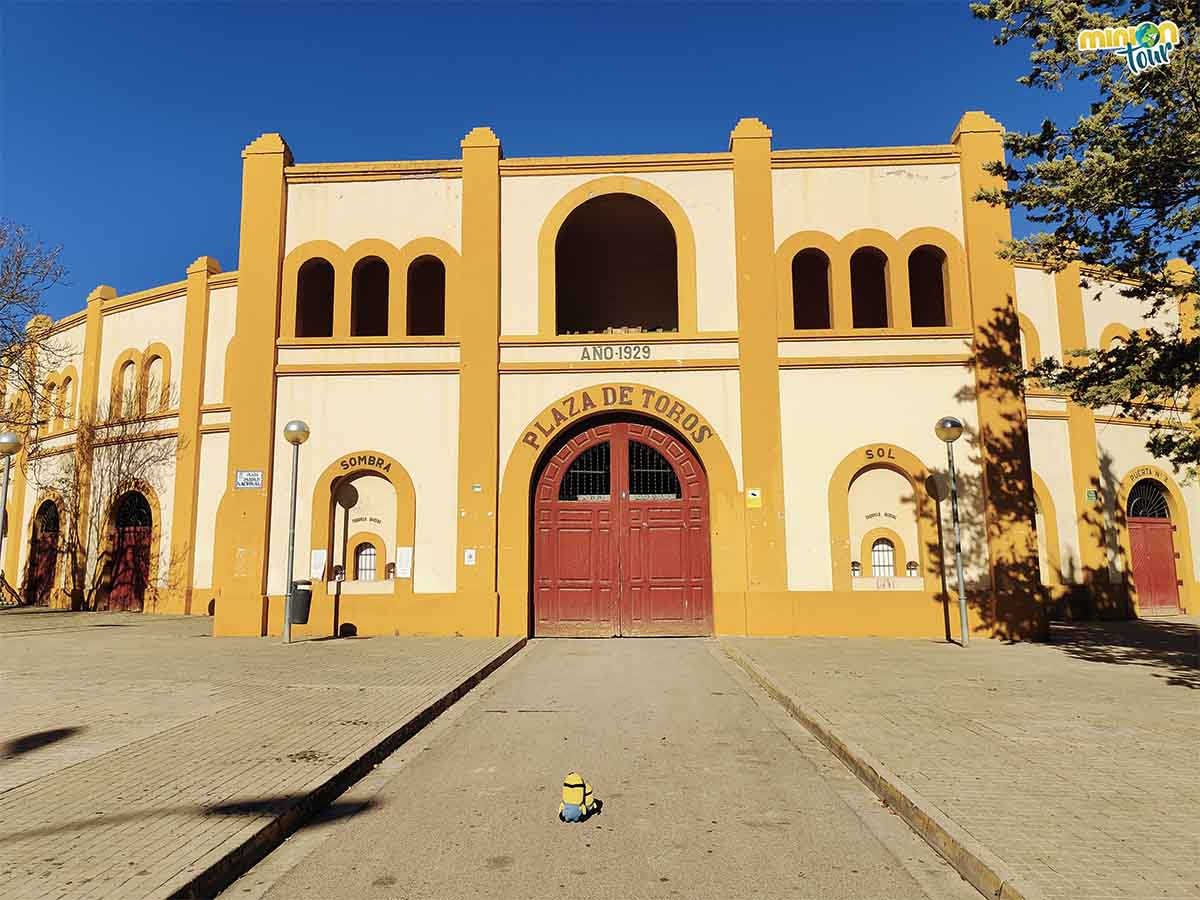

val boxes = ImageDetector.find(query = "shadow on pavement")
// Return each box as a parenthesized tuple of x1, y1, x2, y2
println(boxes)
(1048, 619, 1199, 689)
(2, 726, 84, 758)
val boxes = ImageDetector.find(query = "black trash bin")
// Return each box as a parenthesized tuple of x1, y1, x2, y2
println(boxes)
(290, 579, 313, 625)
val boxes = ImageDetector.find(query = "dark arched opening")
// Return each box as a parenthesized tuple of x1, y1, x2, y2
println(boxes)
(296, 258, 335, 337)
(791, 248, 831, 329)
(407, 256, 446, 336)
(24, 500, 60, 607)
(351, 257, 389, 336)
(908, 245, 948, 327)
(850, 247, 889, 328)
(106, 491, 152, 613)
(555, 194, 678, 335)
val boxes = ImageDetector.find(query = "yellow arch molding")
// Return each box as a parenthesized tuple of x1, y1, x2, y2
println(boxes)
(828, 444, 940, 593)
(537, 176, 699, 338)
(1017, 313, 1042, 366)
(1114, 464, 1195, 615)
(839, 228, 908, 329)
(496, 381, 747, 636)
(1030, 471, 1062, 586)
(140, 342, 174, 413)
(896, 226, 971, 330)
(1099, 322, 1133, 349)
(860, 526, 908, 577)
(395, 236, 463, 338)
(775, 231, 843, 331)
(109, 348, 144, 414)
(280, 240, 345, 339)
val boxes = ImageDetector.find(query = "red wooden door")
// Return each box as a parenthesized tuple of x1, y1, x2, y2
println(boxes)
(1128, 518, 1180, 614)
(533, 420, 712, 637)
(109, 526, 150, 612)
(25, 534, 58, 606)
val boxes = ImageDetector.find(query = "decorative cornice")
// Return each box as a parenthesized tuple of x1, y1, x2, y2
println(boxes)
(772, 145, 959, 169)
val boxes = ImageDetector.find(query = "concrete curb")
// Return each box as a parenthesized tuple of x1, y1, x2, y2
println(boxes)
(166, 637, 526, 899)
(722, 641, 1041, 900)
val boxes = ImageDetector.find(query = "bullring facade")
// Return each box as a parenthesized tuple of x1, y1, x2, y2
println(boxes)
(8, 111, 1196, 639)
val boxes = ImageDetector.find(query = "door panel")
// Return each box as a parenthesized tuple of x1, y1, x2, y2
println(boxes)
(1128, 518, 1180, 613)
(533, 420, 712, 637)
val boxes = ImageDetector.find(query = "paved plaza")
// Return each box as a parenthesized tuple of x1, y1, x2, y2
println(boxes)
(0, 609, 520, 899)
(724, 618, 1200, 900)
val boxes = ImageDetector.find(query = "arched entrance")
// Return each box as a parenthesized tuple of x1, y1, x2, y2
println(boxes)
(532, 416, 712, 637)
(25, 500, 60, 607)
(106, 491, 152, 612)
(1126, 478, 1180, 614)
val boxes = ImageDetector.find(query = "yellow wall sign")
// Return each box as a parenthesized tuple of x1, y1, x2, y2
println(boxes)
(520, 384, 714, 452)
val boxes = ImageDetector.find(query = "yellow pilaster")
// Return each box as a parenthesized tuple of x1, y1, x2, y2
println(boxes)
(167, 256, 220, 615)
(212, 134, 291, 636)
(456, 127, 505, 635)
(730, 118, 788, 599)
(951, 111, 1045, 639)
(1052, 263, 1108, 588)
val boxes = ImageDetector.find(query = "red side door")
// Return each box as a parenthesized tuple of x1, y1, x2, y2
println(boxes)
(1128, 518, 1181, 614)
(24, 535, 58, 606)
(109, 526, 151, 612)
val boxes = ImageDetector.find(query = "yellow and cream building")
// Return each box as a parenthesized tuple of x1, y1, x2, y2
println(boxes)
(10, 111, 1196, 640)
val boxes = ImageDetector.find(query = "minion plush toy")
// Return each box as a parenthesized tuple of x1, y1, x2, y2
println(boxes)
(558, 771, 597, 823)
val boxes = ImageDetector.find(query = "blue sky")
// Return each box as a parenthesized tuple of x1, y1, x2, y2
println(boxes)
(2, 2, 1088, 319)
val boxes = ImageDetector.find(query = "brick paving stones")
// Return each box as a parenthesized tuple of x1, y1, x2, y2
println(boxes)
(0, 608, 520, 900)
(723, 617, 1200, 900)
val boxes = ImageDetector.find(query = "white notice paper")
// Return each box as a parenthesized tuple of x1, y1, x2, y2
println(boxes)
(395, 546, 414, 579)
(309, 549, 327, 580)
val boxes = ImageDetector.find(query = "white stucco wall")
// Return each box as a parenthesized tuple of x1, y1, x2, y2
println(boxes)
(772, 164, 964, 246)
(203, 286, 237, 406)
(499, 169, 738, 336)
(1013, 267, 1062, 361)
(1081, 277, 1179, 350)
(191, 431, 229, 589)
(267, 373, 460, 595)
(1027, 417, 1082, 582)
(780, 365, 985, 591)
(284, 178, 463, 256)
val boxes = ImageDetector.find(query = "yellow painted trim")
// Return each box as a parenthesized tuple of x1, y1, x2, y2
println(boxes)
(500, 331, 741, 347)
(771, 144, 958, 168)
(501, 152, 732, 177)
(1114, 465, 1195, 615)
(897, 227, 972, 330)
(775, 231, 843, 330)
(860, 526, 907, 577)
(1099, 322, 1133, 349)
(1016, 312, 1042, 365)
(536, 175, 698, 338)
(277, 337, 460, 349)
(1030, 472, 1063, 586)
(275, 362, 460, 376)
(497, 381, 749, 637)
(952, 110, 1045, 639)
(286, 159, 462, 183)
(778, 328, 973, 342)
(346, 531, 387, 581)
(498, 359, 739, 375)
(139, 341, 174, 413)
(730, 117, 788, 596)
(109, 349, 143, 413)
(828, 444, 940, 594)
(167, 256, 219, 615)
(99, 281, 188, 316)
(779, 354, 971, 369)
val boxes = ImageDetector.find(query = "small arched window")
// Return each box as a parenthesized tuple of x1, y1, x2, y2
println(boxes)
(42, 382, 57, 431)
(871, 538, 895, 577)
(351, 257, 389, 337)
(114, 491, 153, 529)
(296, 258, 335, 338)
(119, 361, 137, 416)
(850, 247, 889, 328)
(559, 442, 611, 502)
(850, 561, 862, 577)
(908, 245, 948, 327)
(407, 256, 446, 336)
(37, 500, 59, 535)
(792, 249, 831, 329)
(905, 561, 919, 577)
(354, 543, 377, 580)
(59, 376, 73, 427)
(144, 356, 164, 413)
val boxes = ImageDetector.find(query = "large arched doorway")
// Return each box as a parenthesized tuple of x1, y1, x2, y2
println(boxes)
(24, 500, 60, 606)
(1125, 478, 1181, 614)
(532, 416, 712, 637)
(106, 491, 152, 612)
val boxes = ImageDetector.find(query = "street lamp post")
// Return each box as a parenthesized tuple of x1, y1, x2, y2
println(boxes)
(282, 420, 310, 644)
(934, 416, 969, 647)
(0, 432, 22, 589)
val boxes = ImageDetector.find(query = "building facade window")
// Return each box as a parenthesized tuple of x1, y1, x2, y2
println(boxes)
(906, 561, 919, 576)
(351, 257, 389, 337)
(407, 256, 446, 336)
(871, 538, 895, 577)
(850, 247, 889, 328)
(791, 248, 831, 329)
(850, 561, 862, 577)
(355, 543, 377, 580)
(908, 245, 948, 327)
(296, 258, 335, 337)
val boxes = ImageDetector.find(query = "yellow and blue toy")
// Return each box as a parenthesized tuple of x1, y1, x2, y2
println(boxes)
(558, 771, 597, 823)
